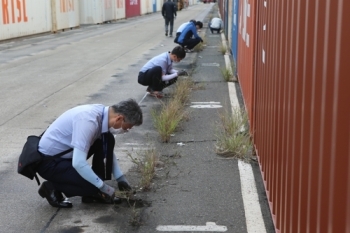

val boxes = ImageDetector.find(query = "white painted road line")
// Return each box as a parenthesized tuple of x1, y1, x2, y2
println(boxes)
(201, 62, 220, 67)
(190, 104, 222, 108)
(191, 101, 221, 104)
(238, 161, 267, 233)
(156, 222, 227, 232)
(228, 82, 267, 232)
(190, 101, 222, 109)
(228, 83, 240, 109)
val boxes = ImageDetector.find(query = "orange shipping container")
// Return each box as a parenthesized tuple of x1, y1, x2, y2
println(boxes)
(237, 0, 256, 134)
(253, 0, 350, 232)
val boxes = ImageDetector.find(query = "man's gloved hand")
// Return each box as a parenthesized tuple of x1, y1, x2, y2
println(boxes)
(99, 183, 115, 202)
(117, 175, 132, 191)
(177, 70, 189, 76)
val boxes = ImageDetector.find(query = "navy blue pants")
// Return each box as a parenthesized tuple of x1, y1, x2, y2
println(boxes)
(37, 133, 115, 197)
(164, 17, 174, 35)
(182, 37, 201, 50)
(138, 66, 177, 92)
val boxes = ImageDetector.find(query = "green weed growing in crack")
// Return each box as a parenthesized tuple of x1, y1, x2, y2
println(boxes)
(215, 107, 252, 162)
(208, 13, 213, 21)
(219, 43, 227, 55)
(221, 66, 234, 82)
(129, 203, 142, 227)
(152, 100, 184, 142)
(173, 77, 194, 104)
(127, 148, 159, 191)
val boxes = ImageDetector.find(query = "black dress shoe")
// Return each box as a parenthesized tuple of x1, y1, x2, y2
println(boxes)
(38, 181, 73, 208)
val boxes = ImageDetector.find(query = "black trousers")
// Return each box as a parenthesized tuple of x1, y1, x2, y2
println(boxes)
(138, 66, 177, 92)
(182, 37, 201, 50)
(164, 17, 174, 35)
(174, 32, 182, 46)
(37, 132, 115, 197)
(210, 27, 221, 33)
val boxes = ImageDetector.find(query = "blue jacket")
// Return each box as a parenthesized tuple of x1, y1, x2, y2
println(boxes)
(177, 22, 202, 43)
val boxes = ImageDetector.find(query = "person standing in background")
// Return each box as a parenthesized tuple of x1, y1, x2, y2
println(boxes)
(162, 0, 177, 37)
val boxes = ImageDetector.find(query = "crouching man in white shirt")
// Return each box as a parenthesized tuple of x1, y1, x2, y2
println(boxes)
(209, 17, 223, 34)
(37, 99, 143, 208)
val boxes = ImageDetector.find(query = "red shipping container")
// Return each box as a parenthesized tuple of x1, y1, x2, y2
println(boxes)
(237, 0, 256, 134)
(125, 0, 140, 18)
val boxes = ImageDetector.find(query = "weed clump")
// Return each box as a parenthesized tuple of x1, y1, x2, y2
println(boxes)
(215, 108, 252, 161)
(151, 77, 194, 142)
(128, 148, 159, 191)
(219, 43, 227, 55)
(152, 100, 184, 142)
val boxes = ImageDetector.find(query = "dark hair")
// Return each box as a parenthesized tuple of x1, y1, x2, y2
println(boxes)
(171, 46, 186, 59)
(111, 99, 143, 126)
(189, 19, 196, 23)
(195, 21, 203, 29)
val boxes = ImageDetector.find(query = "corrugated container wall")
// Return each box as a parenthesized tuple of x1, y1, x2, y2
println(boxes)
(51, 0, 80, 32)
(141, 0, 153, 15)
(79, 0, 104, 24)
(227, 0, 232, 52)
(156, 0, 162, 12)
(0, 0, 51, 40)
(254, 0, 350, 232)
(125, 0, 140, 18)
(231, 0, 238, 71)
(237, 0, 256, 132)
(218, 0, 224, 23)
(104, 0, 115, 21)
(152, 0, 156, 12)
(115, 0, 126, 19)
(223, 0, 228, 38)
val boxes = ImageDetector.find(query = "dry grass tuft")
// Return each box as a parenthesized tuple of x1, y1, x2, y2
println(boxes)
(219, 43, 227, 55)
(152, 100, 184, 142)
(151, 76, 193, 142)
(215, 108, 252, 161)
(173, 78, 194, 104)
(221, 66, 233, 82)
(128, 148, 159, 191)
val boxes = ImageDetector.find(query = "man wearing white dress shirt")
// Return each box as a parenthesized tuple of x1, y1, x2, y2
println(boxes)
(37, 99, 143, 208)
(138, 46, 188, 98)
(209, 17, 223, 34)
